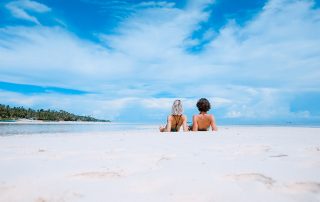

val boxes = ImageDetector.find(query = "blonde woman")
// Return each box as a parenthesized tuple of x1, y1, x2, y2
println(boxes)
(160, 100, 188, 132)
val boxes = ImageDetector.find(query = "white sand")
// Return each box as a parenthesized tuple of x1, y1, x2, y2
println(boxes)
(0, 127, 319, 202)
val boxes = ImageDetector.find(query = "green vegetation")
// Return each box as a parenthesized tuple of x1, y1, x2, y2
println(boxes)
(0, 104, 110, 122)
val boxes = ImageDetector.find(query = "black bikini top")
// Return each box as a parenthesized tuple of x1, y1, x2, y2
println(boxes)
(171, 115, 182, 132)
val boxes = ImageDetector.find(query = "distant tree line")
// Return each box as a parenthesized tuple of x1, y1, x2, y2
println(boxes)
(0, 104, 110, 122)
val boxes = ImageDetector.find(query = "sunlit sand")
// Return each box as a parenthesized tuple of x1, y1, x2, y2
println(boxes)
(0, 127, 319, 202)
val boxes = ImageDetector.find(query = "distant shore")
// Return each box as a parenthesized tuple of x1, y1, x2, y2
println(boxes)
(0, 119, 111, 124)
(0, 104, 110, 122)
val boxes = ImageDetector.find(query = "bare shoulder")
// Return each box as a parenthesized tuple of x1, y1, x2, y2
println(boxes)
(205, 114, 212, 119)
(167, 115, 173, 120)
(182, 114, 187, 120)
(209, 114, 216, 121)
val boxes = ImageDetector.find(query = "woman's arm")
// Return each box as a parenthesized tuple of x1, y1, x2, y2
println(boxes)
(192, 115, 198, 131)
(182, 115, 188, 132)
(210, 115, 218, 131)
(165, 115, 172, 132)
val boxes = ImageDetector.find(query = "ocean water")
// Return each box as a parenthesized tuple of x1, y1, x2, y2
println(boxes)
(1, 122, 318, 136)
(0, 122, 158, 136)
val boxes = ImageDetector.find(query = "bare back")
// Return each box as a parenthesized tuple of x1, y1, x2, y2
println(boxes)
(192, 113, 217, 131)
(162, 114, 188, 132)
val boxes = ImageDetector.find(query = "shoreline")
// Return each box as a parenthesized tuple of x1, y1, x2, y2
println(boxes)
(1, 121, 319, 128)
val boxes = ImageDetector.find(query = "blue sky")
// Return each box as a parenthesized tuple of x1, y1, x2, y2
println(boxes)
(0, 0, 320, 124)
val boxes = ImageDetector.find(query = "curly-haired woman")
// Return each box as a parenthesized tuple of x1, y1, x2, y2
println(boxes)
(191, 98, 218, 131)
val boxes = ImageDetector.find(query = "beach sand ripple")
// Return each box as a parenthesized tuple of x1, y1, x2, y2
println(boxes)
(225, 173, 276, 188)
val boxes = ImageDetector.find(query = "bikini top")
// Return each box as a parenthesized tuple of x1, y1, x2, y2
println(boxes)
(171, 115, 182, 132)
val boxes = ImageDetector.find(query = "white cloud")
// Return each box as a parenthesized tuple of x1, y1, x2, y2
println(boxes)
(0, 26, 133, 88)
(0, 0, 214, 88)
(226, 111, 242, 118)
(138, 1, 176, 8)
(0, 90, 134, 120)
(5, 0, 51, 25)
(202, 0, 320, 89)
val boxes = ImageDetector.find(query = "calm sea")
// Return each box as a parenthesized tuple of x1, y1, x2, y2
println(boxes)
(0, 122, 158, 136)
(1, 122, 318, 136)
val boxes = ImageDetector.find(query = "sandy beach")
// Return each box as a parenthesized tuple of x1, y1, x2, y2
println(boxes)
(0, 126, 319, 202)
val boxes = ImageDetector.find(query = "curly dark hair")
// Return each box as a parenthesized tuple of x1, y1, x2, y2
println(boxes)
(196, 98, 211, 112)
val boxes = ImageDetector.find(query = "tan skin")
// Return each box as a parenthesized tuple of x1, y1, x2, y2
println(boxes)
(192, 111, 218, 131)
(160, 114, 188, 132)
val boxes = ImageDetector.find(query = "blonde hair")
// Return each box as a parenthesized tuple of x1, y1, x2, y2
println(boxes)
(171, 100, 183, 115)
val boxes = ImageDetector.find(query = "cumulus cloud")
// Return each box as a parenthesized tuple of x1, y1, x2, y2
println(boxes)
(0, 0, 320, 122)
(5, 0, 51, 25)
(202, 0, 320, 89)
(138, 1, 176, 8)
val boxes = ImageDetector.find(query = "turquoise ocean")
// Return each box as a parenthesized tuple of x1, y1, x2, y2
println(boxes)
(0, 122, 158, 136)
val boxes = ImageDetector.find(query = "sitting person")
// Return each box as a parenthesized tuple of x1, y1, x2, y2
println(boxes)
(160, 100, 188, 132)
(191, 98, 218, 131)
